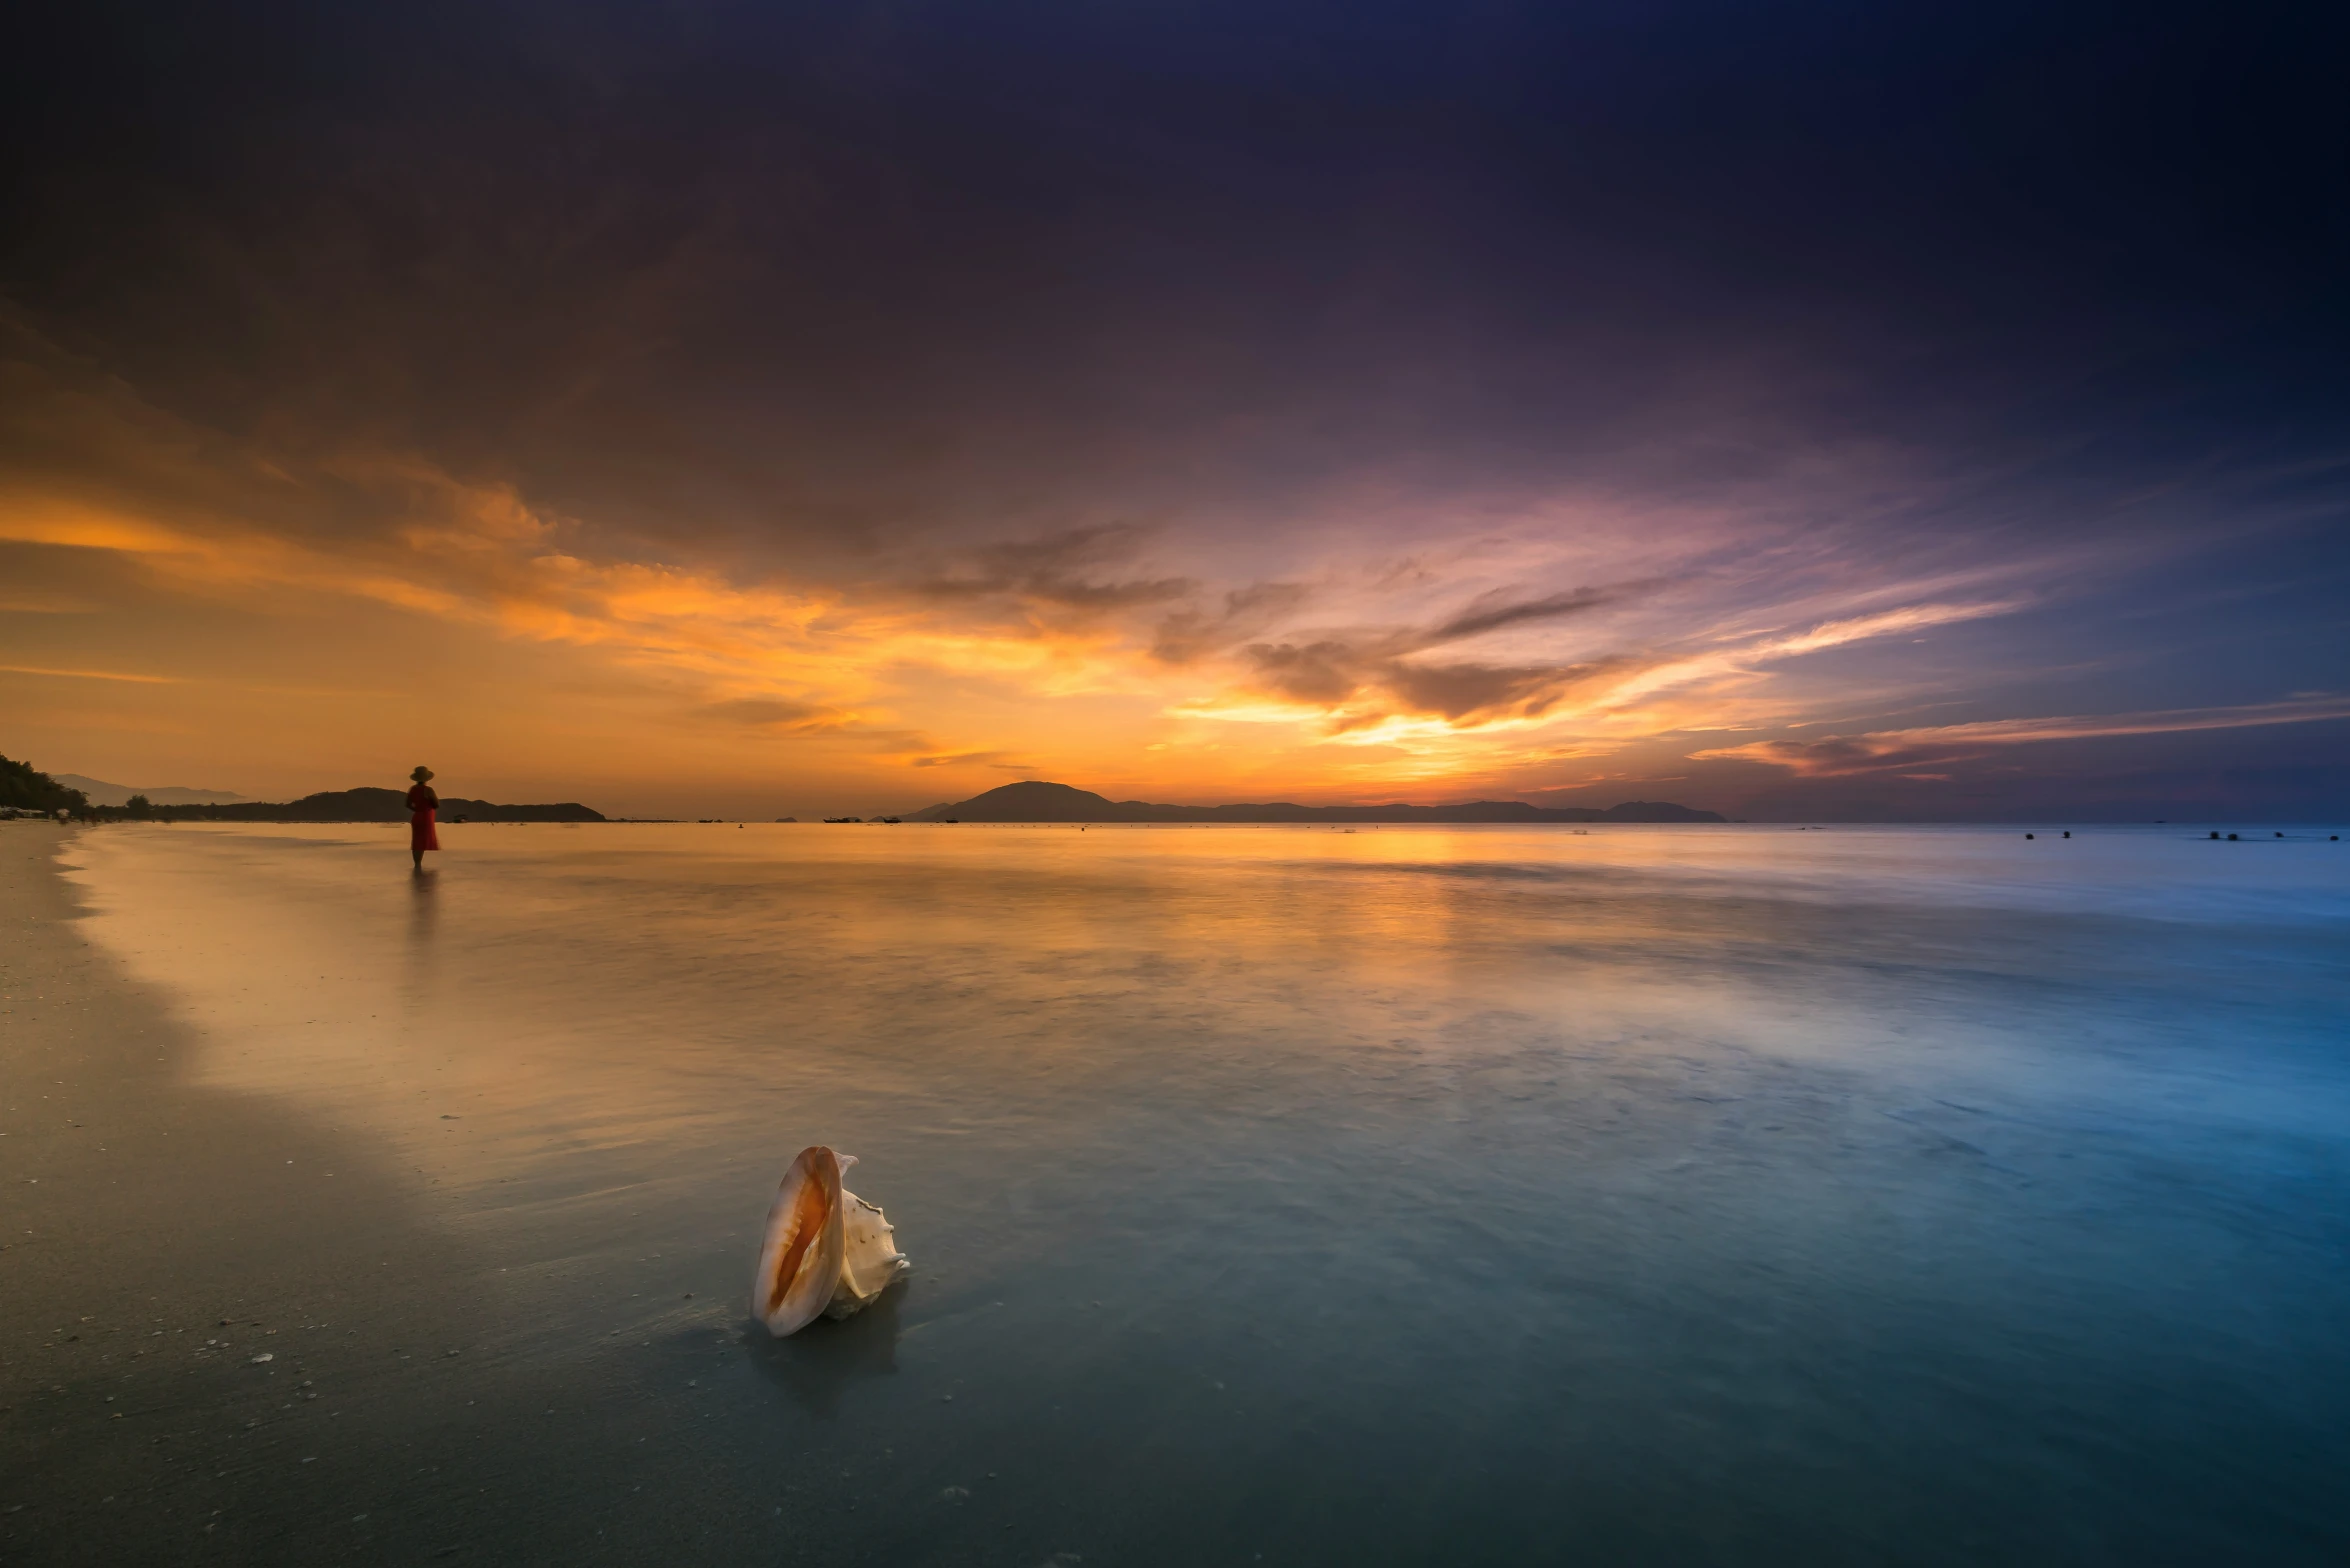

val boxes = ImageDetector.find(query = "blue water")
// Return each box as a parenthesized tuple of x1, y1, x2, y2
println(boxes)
(58, 822, 2350, 1563)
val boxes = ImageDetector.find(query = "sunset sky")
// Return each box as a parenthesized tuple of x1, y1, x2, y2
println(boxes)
(3, 0, 2345, 819)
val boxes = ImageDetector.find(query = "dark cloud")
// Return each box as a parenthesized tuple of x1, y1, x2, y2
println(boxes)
(693, 698, 851, 733)
(1151, 582, 1314, 665)
(1228, 581, 1657, 728)
(908, 750, 1026, 769)
(1240, 640, 1634, 731)
(910, 526, 1194, 615)
(1241, 641, 1363, 708)
(1377, 661, 1607, 726)
(1718, 736, 1906, 776)
(10, 0, 2344, 582)
(1422, 584, 1654, 646)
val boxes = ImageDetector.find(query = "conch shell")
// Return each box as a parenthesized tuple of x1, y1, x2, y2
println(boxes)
(752, 1146, 911, 1336)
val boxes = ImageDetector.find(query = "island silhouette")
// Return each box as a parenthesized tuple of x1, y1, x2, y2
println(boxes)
(23, 782, 606, 823)
(181, 787, 606, 823)
(904, 780, 1724, 824)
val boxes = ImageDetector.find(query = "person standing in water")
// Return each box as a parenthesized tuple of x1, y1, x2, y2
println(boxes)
(406, 765, 441, 870)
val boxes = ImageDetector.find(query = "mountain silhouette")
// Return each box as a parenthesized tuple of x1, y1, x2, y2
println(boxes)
(905, 780, 1723, 823)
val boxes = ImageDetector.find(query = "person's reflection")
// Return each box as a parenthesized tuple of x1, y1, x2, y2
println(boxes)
(404, 860, 439, 1001)
(739, 1286, 905, 1417)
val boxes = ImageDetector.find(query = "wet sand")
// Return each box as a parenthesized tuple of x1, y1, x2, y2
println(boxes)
(0, 827, 826, 1565)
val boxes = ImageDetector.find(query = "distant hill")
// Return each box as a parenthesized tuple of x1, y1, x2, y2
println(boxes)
(905, 780, 1724, 824)
(52, 774, 246, 808)
(154, 787, 604, 823)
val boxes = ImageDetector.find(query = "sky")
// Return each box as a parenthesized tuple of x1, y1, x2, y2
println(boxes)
(3, 0, 2345, 820)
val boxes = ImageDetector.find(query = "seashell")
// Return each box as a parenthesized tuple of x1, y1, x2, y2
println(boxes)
(752, 1145, 911, 1336)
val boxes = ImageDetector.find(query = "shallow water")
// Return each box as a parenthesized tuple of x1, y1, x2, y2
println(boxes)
(57, 822, 2350, 1563)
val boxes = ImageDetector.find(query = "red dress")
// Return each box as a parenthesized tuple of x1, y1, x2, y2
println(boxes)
(407, 784, 441, 852)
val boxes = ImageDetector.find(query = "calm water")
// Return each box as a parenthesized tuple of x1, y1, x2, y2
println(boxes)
(60, 822, 2350, 1564)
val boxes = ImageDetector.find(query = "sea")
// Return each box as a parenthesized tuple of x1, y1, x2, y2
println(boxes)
(53, 821, 2350, 1564)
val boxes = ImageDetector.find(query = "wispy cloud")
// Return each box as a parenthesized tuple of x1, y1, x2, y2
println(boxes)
(691, 697, 860, 733)
(1150, 581, 1314, 665)
(1584, 601, 2027, 715)
(1422, 584, 1646, 644)
(1174, 595, 2022, 753)
(908, 749, 1030, 769)
(1697, 695, 2350, 776)
(0, 664, 184, 684)
(1169, 579, 1662, 736)
(909, 526, 1197, 615)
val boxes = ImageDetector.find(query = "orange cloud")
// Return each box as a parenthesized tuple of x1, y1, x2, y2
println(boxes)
(0, 312, 2178, 807)
(0, 484, 1130, 735)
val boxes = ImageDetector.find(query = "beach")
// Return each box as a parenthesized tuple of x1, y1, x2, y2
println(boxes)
(5, 819, 2348, 1565)
(0, 826, 799, 1564)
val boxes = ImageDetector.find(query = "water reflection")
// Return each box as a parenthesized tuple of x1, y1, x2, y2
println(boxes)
(403, 862, 439, 1005)
(406, 863, 438, 935)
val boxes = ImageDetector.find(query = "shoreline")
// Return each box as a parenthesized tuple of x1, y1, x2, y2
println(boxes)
(1, 821, 486, 1559)
(0, 825, 815, 1565)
